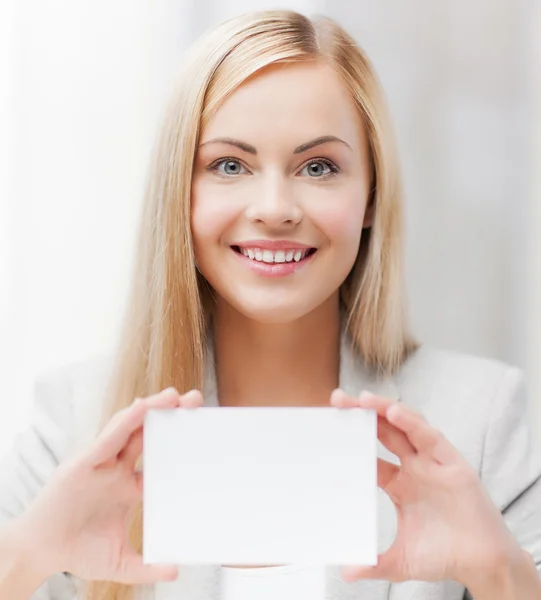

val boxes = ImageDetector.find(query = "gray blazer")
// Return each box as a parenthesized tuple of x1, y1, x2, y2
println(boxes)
(1, 333, 541, 600)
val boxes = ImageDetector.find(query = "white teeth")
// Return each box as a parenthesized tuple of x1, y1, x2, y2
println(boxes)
(238, 247, 312, 263)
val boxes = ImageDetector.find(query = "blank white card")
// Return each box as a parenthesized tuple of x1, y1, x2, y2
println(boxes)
(143, 407, 377, 565)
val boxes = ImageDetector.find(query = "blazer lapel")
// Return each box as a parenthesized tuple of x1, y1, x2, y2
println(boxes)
(338, 329, 402, 463)
(154, 329, 399, 600)
(338, 330, 400, 402)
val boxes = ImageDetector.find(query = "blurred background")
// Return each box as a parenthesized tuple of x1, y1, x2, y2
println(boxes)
(0, 0, 540, 455)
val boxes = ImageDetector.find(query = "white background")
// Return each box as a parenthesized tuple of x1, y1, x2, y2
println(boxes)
(0, 0, 540, 456)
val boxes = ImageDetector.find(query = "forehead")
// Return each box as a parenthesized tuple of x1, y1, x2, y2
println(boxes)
(200, 61, 366, 153)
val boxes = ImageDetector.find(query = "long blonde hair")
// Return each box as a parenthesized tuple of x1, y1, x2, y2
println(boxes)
(80, 9, 416, 600)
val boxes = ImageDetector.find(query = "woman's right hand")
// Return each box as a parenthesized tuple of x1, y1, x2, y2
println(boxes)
(12, 387, 204, 586)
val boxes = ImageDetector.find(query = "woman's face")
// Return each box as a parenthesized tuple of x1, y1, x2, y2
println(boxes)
(191, 60, 373, 324)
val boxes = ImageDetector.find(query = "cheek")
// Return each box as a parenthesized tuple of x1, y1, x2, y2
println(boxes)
(191, 183, 239, 254)
(313, 192, 366, 251)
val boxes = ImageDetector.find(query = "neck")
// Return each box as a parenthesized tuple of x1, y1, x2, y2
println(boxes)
(213, 296, 341, 407)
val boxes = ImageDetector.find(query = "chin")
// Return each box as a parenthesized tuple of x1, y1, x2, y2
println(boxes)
(220, 294, 319, 325)
(210, 279, 342, 325)
(236, 303, 310, 325)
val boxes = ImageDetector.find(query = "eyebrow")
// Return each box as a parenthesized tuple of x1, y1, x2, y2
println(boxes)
(198, 135, 353, 155)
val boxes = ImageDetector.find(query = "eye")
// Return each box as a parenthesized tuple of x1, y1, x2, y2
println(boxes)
(207, 158, 249, 177)
(299, 159, 340, 179)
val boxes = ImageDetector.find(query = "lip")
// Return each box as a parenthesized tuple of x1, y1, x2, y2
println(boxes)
(231, 240, 315, 251)
(231, 246, 317, 277)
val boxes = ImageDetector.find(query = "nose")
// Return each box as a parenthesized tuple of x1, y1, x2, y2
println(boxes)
(245, 174, 303, 227)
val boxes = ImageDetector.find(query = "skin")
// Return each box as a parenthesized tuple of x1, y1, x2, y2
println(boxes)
(192, 60, 373, 410)
(4, 60, 538, 597)
(0, 388, 205, 594)
(190, 58, 541, 595)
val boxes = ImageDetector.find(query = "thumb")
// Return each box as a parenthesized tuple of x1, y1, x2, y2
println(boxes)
(341, 563, 380, 582)
(340, 548, 399, 583)
(117, 549, 179, 585)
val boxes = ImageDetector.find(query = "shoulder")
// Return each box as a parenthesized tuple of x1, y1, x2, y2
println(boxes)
(395, 344, 522, 410)
(0, 353, 115, 527)
(34, 353, 115, 452)
(398, 343, 519, 381)
(36, 352, 113, 388)
(392, 345, 527, 470)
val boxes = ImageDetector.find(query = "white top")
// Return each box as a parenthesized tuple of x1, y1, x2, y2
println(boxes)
(220, 565, 327, 600)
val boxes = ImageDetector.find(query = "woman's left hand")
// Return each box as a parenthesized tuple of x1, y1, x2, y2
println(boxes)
(330, 389, 523, 589)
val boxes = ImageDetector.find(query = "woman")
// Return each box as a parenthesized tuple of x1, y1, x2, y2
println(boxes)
(0, 9, 540, 600)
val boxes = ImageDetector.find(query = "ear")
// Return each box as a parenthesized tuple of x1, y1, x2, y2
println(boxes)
(362, 192, 375, 229)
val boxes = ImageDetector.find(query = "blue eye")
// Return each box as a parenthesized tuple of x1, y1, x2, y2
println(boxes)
(208, 158, 249, 177)
(206, 157, 340, 179)
(299, 159, 339, 178)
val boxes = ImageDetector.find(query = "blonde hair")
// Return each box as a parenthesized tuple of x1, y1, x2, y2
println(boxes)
(80, 9, 416, 600)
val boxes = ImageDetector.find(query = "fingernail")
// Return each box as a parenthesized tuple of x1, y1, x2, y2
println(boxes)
(359, 390, 377, 401)
(182, 389, 202, 403)
(387, 404, 403, 419)
(340, 566, 357, 581)
(159, 565, 179, 581)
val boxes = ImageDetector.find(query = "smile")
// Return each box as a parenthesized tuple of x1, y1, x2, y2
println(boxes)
(232, 246, 316, 264)
(230, 245, 317, 277)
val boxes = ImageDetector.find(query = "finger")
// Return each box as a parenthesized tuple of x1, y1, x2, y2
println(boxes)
(134, 468, 144, 495)
(143, 387, 182, 407)
(356, 393, 445, 461)
(356, 391, 400, 418)
(119, 428, 144, 467)
(117, 548, 178, 585)
(341, 542, 403, 583)
(377, 416, 416, 460)
(87, 403, 147, 468)
(178, 389, 204, 408)
(331, 390, 416, 460)
(331, 389, 392, 420)
(377, 457, 399, 490)
(333, 389, 403, 422)
(119, 390, 204, 466)
(386, 404, 456, 464)
(330, 388, 395, 410)
(330, 388, 361, 408)
(88, 388, 180, 468)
